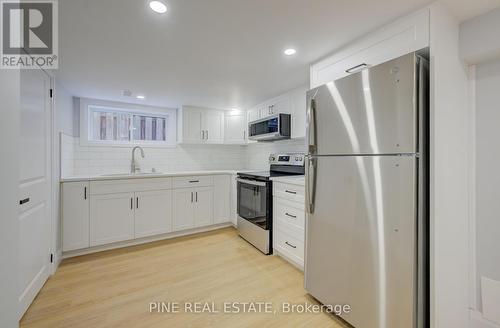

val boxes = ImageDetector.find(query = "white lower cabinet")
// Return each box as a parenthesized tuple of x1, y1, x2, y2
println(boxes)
(173, 188, 195, 230)
(62, 174, 231, 254)
(173, 187, 214, 230)
(134, 190, 172, 238)
(62, 182, 90, 251)
(90, 192, 135, 247)
(194, 187, 214, 227)
(272, 181, 306, 269)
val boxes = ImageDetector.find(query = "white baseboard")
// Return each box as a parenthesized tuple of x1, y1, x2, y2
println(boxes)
(471, 310, 500, 328)
(62, 223, 234, 259)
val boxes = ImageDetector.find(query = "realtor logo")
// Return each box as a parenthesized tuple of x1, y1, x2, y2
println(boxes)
(1, 0, 58, 69)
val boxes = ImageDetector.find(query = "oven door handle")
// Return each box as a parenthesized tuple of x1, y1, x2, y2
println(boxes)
(236, 178, 267, 187)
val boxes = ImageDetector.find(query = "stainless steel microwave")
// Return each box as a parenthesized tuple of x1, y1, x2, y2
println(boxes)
(248, 113, 291, 141)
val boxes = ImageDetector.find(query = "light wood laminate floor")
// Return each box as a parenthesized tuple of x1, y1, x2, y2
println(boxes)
(20, 227, 347, 328)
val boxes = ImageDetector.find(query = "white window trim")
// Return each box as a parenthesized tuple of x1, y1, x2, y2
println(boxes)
(79, 98, 177, 148)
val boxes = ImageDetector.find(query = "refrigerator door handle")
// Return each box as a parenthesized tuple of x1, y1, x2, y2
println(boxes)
(306, 157, 317, 214)
(307, 97, 317, 155)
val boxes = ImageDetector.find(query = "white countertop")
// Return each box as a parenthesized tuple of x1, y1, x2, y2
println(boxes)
(270, 175, 305, 186)
(61, 170, 248, 183)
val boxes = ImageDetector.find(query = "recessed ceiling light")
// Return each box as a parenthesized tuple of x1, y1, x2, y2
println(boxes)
(149, 0, 167, 14)
(284, 48, 297, 56)
(136, 95, 145, 99)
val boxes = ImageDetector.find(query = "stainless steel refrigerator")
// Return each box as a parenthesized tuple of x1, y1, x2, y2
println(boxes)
(305, 52, 428, 328)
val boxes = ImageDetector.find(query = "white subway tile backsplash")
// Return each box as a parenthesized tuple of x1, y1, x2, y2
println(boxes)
(60, 136, 307, 178)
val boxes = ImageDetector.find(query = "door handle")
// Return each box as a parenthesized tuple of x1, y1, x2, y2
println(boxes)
(195, 192, 198, 202)
(345, 63, 369, 74)
(285, 190, 297, 195)
(306, 157, 317, 214)
(84, 187, 87, 200)
(307, 98, 317, 155)
(136, 197, 139, 209)
(206, 130, 209, 140)
(285, 241, 297, 249)
(285, 212, 297, 219)
(130, 197, 133, 210)
(189, 180, 199, 183)
(19, 197, 30, 205)
(191, 192, 193, 203)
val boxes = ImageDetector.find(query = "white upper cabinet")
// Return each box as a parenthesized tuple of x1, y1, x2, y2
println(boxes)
(224, 111, 247, 144)
(248, 85, 308, 139)
(178, 106, 224, 144)
(310, 9, 430, 88)
(203, 110, 224, 144)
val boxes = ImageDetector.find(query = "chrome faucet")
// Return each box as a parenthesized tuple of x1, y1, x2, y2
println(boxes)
(131, 146, 145, 174)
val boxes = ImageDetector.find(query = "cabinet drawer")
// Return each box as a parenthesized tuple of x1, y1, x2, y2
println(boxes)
(90, 178, 172, 195)
(273, 197, 305, 231)
(173, 175, 213, 188)
(274, 227, 304, 266)
(273, 182, 305, 204)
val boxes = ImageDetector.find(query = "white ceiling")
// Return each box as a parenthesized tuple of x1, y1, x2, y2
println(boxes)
(56, 0, 500, 110)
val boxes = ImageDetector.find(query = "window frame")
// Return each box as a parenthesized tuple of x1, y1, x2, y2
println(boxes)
(80, 98, 177, 148)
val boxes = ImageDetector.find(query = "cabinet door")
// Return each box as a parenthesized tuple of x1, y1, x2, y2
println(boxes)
(90, 193, 135, 247)
(194, 187, 214, 227)
(172, 188, 195, 231)
(270, 96, 291, 115)
(247, 108, 260, 123)
(62, 182, 90, 251)
(203, 110, 224, 144)
(224, 113, 247, 144)
(182, 108, 203, 143)
(213, 176, 230, 224)
(134, 190, 172, 238)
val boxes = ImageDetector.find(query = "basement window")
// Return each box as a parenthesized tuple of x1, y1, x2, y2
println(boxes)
(81, 99, 176, 147)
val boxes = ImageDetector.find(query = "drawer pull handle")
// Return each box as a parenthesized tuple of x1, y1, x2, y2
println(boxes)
(285, 212, 297, 219)
(19, 198, 30, 205)
(189, 180, 200, 183)
(285, 241, 297, 249)
(285, 190, 297, 195)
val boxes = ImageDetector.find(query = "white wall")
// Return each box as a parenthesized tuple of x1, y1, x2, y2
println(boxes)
(0, 71, 21, 328)
(53, 82, 75, 262)
(429, 3, 470, 328)
(474, 58, 500, 325)
(460, 7, 500, 64)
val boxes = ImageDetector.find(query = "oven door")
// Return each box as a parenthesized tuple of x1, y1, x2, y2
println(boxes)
(236, 178, 270, 230)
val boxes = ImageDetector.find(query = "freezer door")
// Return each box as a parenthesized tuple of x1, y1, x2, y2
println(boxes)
(305, 155, 417, 328)
(306, 53, 418, 156)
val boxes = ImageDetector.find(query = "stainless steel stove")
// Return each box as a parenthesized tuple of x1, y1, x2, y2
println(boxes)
(236, 153, 305, 254)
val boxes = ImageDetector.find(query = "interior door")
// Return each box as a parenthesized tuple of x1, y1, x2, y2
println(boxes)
(89, 193, 135, 246)
(194, 187, 214, 227)
(204, 111, 224, 143)
(135, 190, 172, 238)
(172, 188, 195, 231)
(18, 69, 52, 318)
(305, 155, 417, 328)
